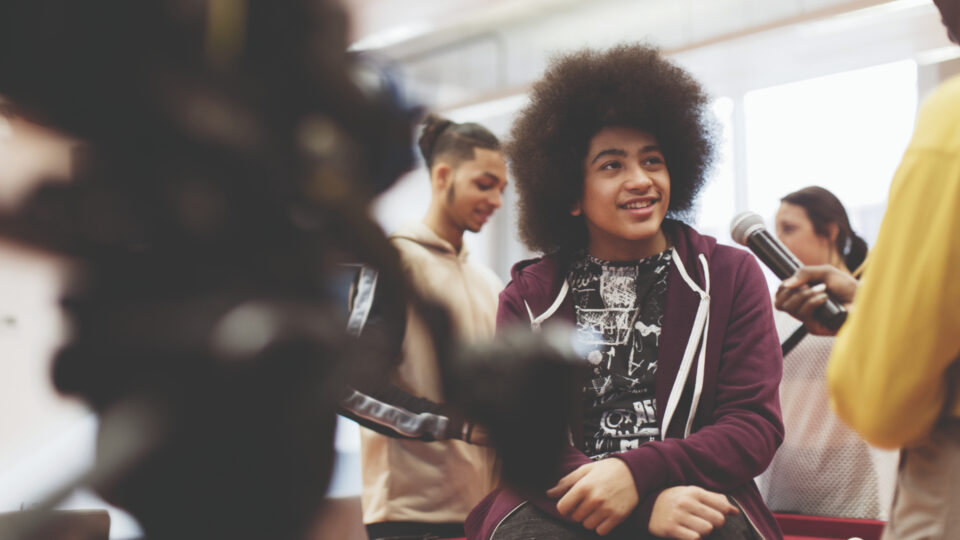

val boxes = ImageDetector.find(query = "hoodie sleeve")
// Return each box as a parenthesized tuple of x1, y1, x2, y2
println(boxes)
(613, 254, 784, 526)
(497, 280, 529, 329)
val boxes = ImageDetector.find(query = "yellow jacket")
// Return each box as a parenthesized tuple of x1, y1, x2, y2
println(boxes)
(828, 75, 960, 450)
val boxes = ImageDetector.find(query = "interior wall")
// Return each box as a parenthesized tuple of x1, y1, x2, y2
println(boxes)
(371, 0, 954, 282)
(382, 0, 903, 112)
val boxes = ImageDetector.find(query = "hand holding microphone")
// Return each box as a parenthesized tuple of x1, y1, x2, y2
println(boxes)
(731, 212, 852, 335)
(775, 265, 858, 336)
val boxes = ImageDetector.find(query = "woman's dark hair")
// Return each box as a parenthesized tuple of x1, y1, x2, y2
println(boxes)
(781, 186, 868, 271)
(508, 43, 716, 254)
(417, 113, 501, 170)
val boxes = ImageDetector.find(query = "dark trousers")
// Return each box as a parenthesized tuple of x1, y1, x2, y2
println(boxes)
(492, 500, 760, 540)
(366, 521, 466, 540)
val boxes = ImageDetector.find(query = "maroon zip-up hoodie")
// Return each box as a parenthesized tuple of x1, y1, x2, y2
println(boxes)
(466, 221, 784, 539)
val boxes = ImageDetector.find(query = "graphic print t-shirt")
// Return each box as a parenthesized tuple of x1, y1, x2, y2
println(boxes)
(568, 250, 672, 458)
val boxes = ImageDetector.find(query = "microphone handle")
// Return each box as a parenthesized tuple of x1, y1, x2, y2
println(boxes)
(815, 296, 848, 332)
(746, 232, 848, 332)
(745, 233, 799, 280)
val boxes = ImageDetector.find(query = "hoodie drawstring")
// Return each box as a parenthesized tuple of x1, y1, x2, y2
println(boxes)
(524, 249, 711, 441)
(525, 280, 569, 331)
(661, 248, 711, 440)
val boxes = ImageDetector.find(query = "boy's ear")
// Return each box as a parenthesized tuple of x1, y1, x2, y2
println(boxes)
(570, 200, 582, 217)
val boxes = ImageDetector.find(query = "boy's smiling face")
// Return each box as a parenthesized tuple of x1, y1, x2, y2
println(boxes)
(573, 126, 670, 261)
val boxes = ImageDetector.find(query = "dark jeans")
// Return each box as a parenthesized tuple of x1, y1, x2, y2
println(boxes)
(366, 521, 466, 540)
(492, 499, 760, 540)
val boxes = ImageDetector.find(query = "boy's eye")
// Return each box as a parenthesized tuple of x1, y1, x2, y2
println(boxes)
(642, 156, 664, 166)
(476, 181, 495, 190)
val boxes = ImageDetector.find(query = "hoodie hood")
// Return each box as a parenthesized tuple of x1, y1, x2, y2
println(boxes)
(506, 220, 716, 319)
(390, 220, 468, 261)
(507, 220, 718, 436)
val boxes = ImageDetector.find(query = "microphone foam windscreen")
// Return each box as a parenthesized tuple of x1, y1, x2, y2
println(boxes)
(730, 211, 765, 245)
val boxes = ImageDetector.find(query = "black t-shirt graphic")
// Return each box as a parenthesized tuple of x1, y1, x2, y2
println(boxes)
(568, 251, 671, 458)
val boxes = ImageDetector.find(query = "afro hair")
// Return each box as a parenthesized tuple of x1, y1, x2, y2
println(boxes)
(508, 43, 717, 254)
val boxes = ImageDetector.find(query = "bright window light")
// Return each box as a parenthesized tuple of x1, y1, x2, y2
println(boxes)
(743, 59, 917, 245)
(693, 97, 736, 244)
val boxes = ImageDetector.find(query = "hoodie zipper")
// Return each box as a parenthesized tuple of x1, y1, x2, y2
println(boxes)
(730, 496, 766, 540)
(489, 501, 528, 539)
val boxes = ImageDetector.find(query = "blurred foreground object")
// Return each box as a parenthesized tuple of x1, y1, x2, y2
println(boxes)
(0, 0, 417, 538)
(444, 324, 585, 490)
(0, 1, 578, 538)
(0, 509, 110, 540)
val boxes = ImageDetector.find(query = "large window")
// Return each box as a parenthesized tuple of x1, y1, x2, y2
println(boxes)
(743, 60, 918, 245)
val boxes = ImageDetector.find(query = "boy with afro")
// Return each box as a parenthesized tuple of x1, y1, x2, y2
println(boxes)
(467, 44, 784, 539)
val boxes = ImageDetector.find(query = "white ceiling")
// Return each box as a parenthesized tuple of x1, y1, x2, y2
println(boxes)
(344, 0, 583, 51)
(340, 0, 951, 115)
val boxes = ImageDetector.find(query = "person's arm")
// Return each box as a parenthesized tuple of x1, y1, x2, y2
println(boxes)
(339, 384, 483, 442)
(828, 148, 960, 449)
(338, 265, 485, 443)
(496, 282, 530, 329)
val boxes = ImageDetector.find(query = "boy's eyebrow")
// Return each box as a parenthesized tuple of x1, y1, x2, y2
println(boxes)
(590, 145, 662, 164)
(590, 148, 627, 164)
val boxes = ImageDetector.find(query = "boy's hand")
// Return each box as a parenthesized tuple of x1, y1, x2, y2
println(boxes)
(546, 458, 638, 536)
(648, 486, 738, 540)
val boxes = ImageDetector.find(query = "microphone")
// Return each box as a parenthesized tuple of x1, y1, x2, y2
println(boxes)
(730, 211, 847, 332)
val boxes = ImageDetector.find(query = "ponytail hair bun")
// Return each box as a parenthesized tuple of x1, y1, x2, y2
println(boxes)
(416, 113, 500, 169)
(417, 113, 455, 168)
(845, 232, 868, 273)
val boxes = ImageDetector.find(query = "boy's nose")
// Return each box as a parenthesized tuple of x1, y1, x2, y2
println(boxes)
(623, 166, 654, 191)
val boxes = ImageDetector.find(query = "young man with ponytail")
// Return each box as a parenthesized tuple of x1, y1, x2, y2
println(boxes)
(343, 114, 508, 540)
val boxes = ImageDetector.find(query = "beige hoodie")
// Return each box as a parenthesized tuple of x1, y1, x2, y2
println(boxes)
(360, 221, 501, 525)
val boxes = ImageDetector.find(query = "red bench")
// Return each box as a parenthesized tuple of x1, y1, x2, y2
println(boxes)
(445, 513, 885, 539)
(776, 513, 885, 540)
